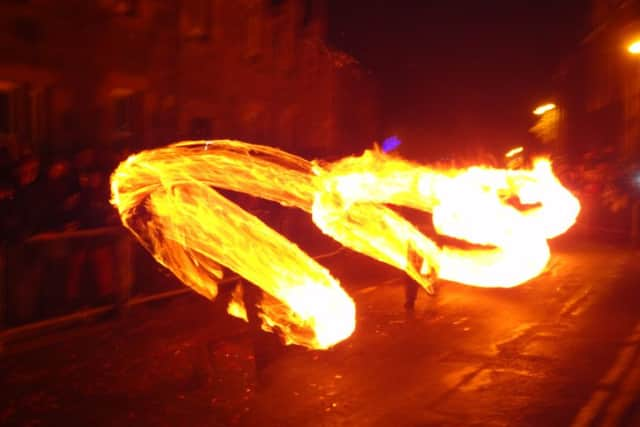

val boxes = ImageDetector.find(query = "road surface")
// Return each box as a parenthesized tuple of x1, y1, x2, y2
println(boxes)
(1, 242, 639, 426)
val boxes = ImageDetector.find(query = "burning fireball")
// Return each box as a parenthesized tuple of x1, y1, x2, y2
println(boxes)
(110, 140, 580, 349)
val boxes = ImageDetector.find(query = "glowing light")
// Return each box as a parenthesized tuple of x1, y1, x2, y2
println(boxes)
(110, 140, 581, 349)
(628, 40, 640, 55)
(505, 146, 524, 158)
(381, 136, 402, 153)
(533, 103, 556, 116)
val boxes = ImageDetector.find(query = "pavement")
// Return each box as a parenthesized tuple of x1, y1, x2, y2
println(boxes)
(1, 242, 640, 427)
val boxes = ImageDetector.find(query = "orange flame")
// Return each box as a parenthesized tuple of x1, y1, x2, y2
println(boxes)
(110, 140, 580, 349)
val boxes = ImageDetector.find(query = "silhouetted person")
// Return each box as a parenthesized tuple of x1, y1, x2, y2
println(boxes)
(403, 241, 435, 311)
(240, 280, 283, 377)
(404, 280, 419, 311)
(6, 155, 46, 323)
(404, 243, 420, 310)
(241, 280, 265, 360)
(6, 155, 45, 241)
(241, 280, 268, 373)
(44, 156, 81, 231)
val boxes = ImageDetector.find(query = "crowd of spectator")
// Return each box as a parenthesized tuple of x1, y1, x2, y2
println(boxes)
(1, 140, 638, 324)
(0, 146, 129, 243)
(1, 145, 132, 324)
(559, 147, 638, 215)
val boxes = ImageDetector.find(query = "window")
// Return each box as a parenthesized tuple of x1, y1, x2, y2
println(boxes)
(13, 16, 43, 44)
(0, 91, 10, 135)
(0, 81, 18, 136)
(182, 0, 211, 40)
(0, 82, 50, 147)
(115, 96, 133, 133)
(29, 87, 50, 143)
(189, 117, 213, 139)
(112, 90, 143, 137)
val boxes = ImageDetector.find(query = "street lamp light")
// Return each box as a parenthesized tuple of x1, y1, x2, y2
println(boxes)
(530, 102, 559, 144)
(628, 39, 640, 54)
(533, 103, 556, 116)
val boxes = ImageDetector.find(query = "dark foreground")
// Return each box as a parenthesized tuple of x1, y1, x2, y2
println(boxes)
(1, 243, 640, 427)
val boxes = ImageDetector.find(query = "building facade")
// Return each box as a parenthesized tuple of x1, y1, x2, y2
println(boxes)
(0, 0, 379, 161)
(554, 0, 640, 164)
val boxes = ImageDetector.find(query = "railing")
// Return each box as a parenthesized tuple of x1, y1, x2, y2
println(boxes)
(568, 196, 640, 244)
(0, 223, 351, 352)
(1, 227, 136, 350)
(5, 199, 636, 352)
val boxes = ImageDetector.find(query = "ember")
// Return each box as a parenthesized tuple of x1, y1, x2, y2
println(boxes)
(110, 140, 580, 349)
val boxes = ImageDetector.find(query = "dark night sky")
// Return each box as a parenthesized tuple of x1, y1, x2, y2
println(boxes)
(328, 0, 590, 158)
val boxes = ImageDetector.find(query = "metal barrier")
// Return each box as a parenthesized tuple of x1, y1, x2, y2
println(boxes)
(567, 196, 640, 244)
(0, 224, 346, 352)
(0, 227, 135, 350)
(8, 196, 634, 352)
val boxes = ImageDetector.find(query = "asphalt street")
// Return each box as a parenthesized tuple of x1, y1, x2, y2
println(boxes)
(1, 242, 639, 427)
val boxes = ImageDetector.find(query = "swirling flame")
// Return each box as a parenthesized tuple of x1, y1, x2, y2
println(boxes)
(110, 140, 580, 349)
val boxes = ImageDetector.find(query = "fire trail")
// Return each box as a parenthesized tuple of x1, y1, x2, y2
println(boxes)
(110, 140, 580, 349)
